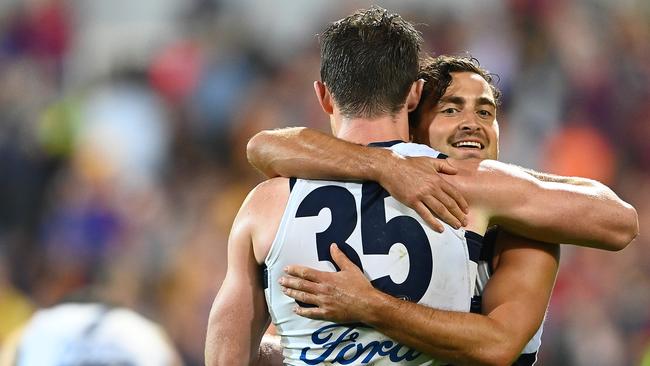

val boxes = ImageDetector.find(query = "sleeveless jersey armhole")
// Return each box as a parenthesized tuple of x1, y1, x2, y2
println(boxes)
(259, 178, 296, 289)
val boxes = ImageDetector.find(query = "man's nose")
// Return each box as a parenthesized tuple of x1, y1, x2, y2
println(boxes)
(458, 116, 481, 132)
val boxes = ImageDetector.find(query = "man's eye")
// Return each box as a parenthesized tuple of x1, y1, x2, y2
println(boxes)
(478, 110, 493, 117)
(441, 108, 458, 114)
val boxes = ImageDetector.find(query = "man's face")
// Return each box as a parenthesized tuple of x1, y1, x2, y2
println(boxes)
(415, 71, 499, 160)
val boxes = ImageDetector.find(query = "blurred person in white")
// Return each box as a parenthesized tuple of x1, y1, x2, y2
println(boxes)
(206, 6, 638, 366)
(246, 53, 639, 366)
(0, 302, 183, 366)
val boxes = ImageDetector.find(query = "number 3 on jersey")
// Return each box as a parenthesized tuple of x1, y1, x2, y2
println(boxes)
(295, 182, 433, 302)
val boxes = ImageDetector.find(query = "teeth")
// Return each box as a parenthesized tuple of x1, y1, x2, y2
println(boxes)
(454, 141, 483, 149)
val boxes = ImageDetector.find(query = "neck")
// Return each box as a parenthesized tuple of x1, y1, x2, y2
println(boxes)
(334, 114, 410, 145)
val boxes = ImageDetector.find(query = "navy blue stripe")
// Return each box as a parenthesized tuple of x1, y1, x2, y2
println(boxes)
(261, 264, 268, 289)
(295, 300, 318, 308)
(338, 321, 370, 328)
(436, 152, 448, 159)
(367, 140, 405, 147)
(464, 230, 483, 263)
(465, 230, 484, 243)
(289, 177, 297, 192)
(513, 352, 537, 366)
(481, 227, 500, 273)
(447, 352, 536, 366)
(470, 295, 482, 314)
(467, 230, 485, 315)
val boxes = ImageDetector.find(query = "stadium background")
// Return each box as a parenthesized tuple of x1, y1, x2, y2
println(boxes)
(0, 0, 648, 364)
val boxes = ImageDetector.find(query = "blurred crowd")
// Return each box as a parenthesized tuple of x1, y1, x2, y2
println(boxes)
(0, 0, 648, 365)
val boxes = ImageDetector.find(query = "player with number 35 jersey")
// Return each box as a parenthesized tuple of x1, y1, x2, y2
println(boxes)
(265, 142, 474, 365)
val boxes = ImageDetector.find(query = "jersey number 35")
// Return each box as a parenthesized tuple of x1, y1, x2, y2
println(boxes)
(296, 183, 433, 303)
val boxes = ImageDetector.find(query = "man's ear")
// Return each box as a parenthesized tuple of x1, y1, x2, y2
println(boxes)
(406, 79, 424, 112)
(314, 81, 334, 115)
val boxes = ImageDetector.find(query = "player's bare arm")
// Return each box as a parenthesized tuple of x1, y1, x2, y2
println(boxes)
(524, 167, 631, 201)
(205, 203, 268, 365)
(447, 158, 639, 250)
(205, 179, 289, 366)
(478, 231, 559, 365)
(247, 126, 469, 232)
(281, 234, 559, 366)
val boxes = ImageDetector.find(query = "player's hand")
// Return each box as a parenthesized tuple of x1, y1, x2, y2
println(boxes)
(378, 154, 468, 232)
(279, 244, 379, 324)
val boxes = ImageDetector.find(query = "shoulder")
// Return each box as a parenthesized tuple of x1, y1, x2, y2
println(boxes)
(239, 177, 291, 263)
(239, 177, 289, 214)
(245, 177, 290, 211)
(235, 177, 290, 228)
(252, 176, 291, 195)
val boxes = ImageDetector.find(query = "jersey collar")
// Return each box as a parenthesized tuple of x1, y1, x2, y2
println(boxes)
(366, 140, 406, 147)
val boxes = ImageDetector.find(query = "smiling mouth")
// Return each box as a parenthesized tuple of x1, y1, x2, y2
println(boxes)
(452, 141, 484, 149)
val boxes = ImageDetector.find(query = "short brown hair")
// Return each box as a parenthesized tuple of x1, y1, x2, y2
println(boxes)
(319, 6, 423, 118)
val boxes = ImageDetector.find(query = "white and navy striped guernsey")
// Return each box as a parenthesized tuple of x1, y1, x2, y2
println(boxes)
(263, 141, 476, 365)
(466, 228, 543, 366)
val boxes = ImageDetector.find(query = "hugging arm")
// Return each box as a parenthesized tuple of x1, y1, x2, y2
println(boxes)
(205, 193, 270, 366)
(524, 168, 636, 212)
(247, 127, 468, 232)
(247, 127, 384, 181)
(281, 235, 559, 366)
(448, 159, 639, 251)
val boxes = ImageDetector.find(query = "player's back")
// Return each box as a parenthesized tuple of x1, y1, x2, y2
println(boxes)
(264, 142, 475, 365)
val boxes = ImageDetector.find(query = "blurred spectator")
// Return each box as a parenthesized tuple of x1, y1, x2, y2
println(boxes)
(541, 123, 616, 185)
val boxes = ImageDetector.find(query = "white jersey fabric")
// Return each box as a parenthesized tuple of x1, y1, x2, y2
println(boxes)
(264, 142, 476, 365)
(13, 303, 178, 366)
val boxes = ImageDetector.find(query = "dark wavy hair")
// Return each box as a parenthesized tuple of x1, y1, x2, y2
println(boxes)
(410, 55, 501, 129)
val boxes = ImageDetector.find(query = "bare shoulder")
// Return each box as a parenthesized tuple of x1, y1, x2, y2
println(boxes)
(245, 177, 291, 219)
(251, 177, 291, 200)
(244, 177, 291, 264)
(236, 177, 290, 214)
